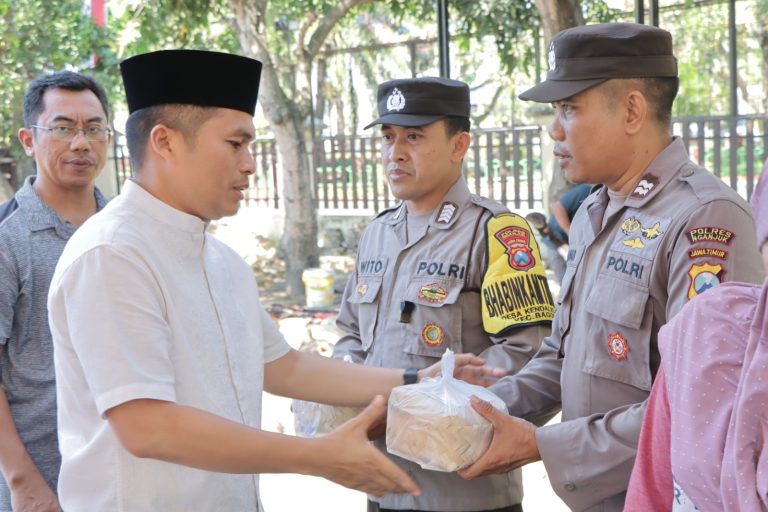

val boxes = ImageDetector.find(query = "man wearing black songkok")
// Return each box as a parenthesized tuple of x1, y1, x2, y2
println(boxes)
(47, 49, 504, 511)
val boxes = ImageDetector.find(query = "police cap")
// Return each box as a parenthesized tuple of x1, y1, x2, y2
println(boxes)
(519, 23, 678, 103)
(120, 49, 262, 115)
(365, 77, 470, 129)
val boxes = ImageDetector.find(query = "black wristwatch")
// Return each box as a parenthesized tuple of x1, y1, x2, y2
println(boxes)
(403, 367, 419, 385)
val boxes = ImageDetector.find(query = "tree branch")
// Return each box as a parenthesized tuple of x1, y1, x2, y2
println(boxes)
(471, 85, 506, 126)
(306, 0, 371, 60)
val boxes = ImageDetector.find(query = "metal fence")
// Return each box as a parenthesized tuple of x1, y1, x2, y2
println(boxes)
(674, 114, 766, 200)
(243, 126, 546, 212)
(113, 113, 766, 211)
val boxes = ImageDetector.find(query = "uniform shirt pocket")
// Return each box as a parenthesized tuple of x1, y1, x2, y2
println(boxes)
(582, 277, 653, 392)
(400, 278, 463, 359)
(345, 277, 383, 351)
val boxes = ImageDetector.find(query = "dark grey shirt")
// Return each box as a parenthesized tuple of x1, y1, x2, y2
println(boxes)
(0, 176, 105, 510)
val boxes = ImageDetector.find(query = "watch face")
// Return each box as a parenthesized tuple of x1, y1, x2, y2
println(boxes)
(404, 368, 419, 385)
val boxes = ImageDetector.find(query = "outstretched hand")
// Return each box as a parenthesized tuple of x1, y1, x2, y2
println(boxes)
(458, 395, 540, 479)
(421, 353, 507, 387)
(314, 395, 420, 497)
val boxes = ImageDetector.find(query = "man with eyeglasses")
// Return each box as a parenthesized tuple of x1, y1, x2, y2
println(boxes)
(0, 70, 110, 512)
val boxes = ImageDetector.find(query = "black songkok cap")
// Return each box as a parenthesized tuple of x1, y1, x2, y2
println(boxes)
(365, 76, 470, 129)
(519, 23, 678, 103)
(120, 49, 262, 115)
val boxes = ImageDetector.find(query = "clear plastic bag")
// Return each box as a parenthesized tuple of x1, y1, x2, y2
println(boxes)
(292, 400, 363, 437)
(292, 355, 364, 437)
(386, 349, 506, 471)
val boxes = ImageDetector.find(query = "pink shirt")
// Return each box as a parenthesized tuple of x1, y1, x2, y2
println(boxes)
(626, 282, 760, 511)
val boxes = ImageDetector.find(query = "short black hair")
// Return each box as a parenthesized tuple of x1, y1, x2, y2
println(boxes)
(23, 71, 109, 127)
(125, 104, 218, 170)
(602, 77, 679, 126)
(443, 116, 471, 136)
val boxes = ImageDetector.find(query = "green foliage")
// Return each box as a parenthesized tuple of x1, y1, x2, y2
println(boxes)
(0, 0, 114, 159)
(450, 0, 540, 75)
(113, 1, 238, 56)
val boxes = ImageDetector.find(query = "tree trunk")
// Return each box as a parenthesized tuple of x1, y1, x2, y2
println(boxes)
(534, 0, 584, 42)
(534, 0, 584, 207)
(272, 116, 320, 300)
(230, 0, 320, 301)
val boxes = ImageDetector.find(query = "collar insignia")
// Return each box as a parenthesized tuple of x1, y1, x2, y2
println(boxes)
(631, 173, 660, 198)
(436, 202, 458, 224)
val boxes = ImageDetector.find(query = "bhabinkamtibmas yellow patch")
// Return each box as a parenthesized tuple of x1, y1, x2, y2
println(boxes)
(482, 213, 555, 336)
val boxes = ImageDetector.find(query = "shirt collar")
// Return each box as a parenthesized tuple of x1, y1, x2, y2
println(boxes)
(624, 137, 689, 208)
(16, 175, 107, 237)
(383, 176, 471, 229)
(121, 179, 207, 234)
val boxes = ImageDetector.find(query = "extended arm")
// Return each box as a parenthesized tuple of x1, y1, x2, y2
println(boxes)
(105, 395, 418, 497)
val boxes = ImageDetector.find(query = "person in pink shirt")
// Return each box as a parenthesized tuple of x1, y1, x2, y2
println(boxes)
(626, 163, 768, 511)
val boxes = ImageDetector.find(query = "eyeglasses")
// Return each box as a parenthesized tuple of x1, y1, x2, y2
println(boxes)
(30, 125, 112, 142)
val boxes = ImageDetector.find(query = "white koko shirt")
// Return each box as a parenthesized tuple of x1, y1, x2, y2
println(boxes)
(48, 180, 290, 512)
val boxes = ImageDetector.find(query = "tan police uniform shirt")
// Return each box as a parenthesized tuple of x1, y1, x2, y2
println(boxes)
(490, 138, 765, 512)
(334, 177, 552, 511)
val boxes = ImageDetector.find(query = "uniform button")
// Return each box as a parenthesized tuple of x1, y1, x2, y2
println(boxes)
(682, 168, 694, 177)
(565, 483, 577, 492)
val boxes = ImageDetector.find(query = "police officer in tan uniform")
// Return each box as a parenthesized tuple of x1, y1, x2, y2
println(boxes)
(455, 23, 765, 512)
(334, 77, 555, 512)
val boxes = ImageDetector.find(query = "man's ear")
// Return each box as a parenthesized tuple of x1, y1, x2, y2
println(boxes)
(450, 131, 471, 163)
(148, 124, 182, 164)
(623, 89, 648, 136)
(18, 128, 34, 157)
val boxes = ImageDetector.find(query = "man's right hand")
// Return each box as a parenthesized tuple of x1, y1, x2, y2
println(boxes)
(10, 474, 61, 512)
(313, 395, 420, 497)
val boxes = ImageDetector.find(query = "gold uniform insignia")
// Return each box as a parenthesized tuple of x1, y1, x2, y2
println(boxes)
(482, 213, 555, 336)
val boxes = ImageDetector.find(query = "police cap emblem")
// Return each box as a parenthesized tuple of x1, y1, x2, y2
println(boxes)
(386, 87, 406, 112)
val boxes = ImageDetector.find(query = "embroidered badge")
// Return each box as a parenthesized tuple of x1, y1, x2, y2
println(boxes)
(548, 41, 556, 71)
(494, 225, 535, 271)
(688, 247, 728, 260)
(622, 237, 645, 249)
(620, 217, 641, 235)
(356, 283, 369, 296)
(483, 213, 555, 335)
(687, 262, 724, 300)
(685, 227, 735, 246)
(436, 202, 458, 224)
(422, 323, 444, 347)
(618, 216, 664, 249)
(630, 173, 660, 198)
(607, 332, 630, 361)
(418, 283, 448, 304)
(386, 87, 406, 112)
